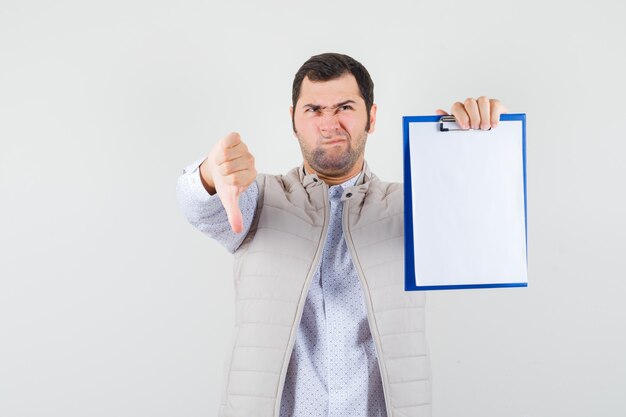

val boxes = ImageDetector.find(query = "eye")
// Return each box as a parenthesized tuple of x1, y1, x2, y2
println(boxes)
(339, 105, 353, 111)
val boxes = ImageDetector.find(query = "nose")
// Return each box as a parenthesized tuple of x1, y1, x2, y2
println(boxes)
(319, 111, 341, 136)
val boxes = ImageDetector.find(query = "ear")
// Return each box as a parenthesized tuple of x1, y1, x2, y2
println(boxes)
(367, 103, 378, 134)
(290, 106, 297, 137)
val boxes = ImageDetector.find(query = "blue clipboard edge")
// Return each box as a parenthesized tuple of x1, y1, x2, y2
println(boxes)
(402, 113, 528, 291)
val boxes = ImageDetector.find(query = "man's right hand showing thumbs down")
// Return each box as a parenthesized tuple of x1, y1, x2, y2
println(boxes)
(199, 132, 257, 234)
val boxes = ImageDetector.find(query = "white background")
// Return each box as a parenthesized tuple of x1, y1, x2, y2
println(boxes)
(1, 1, 625, 416)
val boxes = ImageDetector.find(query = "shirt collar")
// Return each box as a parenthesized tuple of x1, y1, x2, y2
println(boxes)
(338, 173, 359, 189)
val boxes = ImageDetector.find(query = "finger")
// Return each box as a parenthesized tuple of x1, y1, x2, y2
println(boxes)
(222, 190, 244, 233)
(435, 109, 449, 116)
(215, 142, 249, 165)
(221, 132, 242, 149)
(450, 101, 470, 129)
(489, 99, 507, 128)
(222, 168, 257, 190)
(477, 96, 491, 130)
(462, 98, 480, 129)
(219, 155, 255, 177)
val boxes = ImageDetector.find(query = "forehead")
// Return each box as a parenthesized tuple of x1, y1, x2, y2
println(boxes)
(298, 73, 363, 106)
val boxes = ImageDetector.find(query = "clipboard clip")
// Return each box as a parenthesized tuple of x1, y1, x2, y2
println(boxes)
(439, 115, 492, 132)
(439, 116, 467, 132)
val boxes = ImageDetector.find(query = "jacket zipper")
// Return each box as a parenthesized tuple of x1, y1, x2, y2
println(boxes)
(273, 182, 331, 417)
(342, 194, 394, 417)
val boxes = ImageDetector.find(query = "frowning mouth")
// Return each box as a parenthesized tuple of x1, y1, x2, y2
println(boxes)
(321, 138, 347, 145)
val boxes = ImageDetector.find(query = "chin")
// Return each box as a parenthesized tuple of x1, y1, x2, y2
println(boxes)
(312, 159, 356, 177)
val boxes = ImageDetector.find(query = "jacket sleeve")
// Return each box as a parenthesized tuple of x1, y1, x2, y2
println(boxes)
(176, 157, 259, 253)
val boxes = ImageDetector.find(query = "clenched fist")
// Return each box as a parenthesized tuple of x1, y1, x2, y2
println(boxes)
(200, 132, 257, 233)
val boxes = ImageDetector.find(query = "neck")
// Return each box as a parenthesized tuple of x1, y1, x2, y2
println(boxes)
(303, 159, 364, 186)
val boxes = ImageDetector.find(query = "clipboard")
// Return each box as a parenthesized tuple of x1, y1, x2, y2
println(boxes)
(403, 114, 528, 291)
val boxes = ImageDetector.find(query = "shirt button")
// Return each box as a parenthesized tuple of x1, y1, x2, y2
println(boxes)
(345, 192, 352, 198)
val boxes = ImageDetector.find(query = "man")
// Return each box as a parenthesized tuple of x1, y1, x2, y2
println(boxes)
(177, 53, 506, 417)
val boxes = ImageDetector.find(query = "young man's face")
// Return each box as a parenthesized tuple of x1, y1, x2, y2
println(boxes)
(291, 73, 377, 180)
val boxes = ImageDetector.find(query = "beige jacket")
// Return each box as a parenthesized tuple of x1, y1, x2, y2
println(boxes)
(220, 163, 431, 417)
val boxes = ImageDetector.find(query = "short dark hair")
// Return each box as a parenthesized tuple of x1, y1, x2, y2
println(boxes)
(291, 53, 374, 131)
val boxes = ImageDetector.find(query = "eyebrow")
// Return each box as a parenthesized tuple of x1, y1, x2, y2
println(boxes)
(302, 100, 357, 111)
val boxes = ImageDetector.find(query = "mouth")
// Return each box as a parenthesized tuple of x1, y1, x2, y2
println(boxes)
(321, 138, 347, 145)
